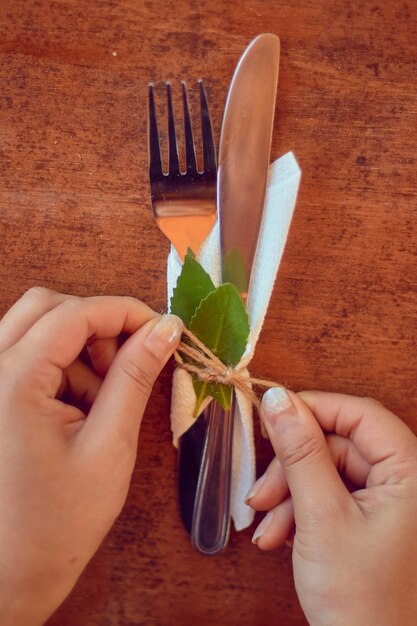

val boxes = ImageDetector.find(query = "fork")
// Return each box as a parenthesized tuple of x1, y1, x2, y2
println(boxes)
(148, 80, 222, 552)
(148, 80, 217, 260)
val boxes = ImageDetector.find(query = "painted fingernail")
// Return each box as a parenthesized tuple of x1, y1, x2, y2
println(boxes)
(252, 511, 273, 544)
(245, 473, 266, 504)
(144, 314, 183, 360)
(261, 387, 296, 424)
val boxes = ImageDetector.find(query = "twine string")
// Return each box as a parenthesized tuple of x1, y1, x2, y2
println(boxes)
(174, 327, 279, 410)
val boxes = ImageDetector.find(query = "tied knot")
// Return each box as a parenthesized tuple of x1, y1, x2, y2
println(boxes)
(222, 368, 234, 385)
(174, 327, 279, 410)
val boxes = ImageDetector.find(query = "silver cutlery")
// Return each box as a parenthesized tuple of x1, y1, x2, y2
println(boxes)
(148, 80, 217, 261)
(148, 79, 217, 534)
(191, 33, 280, 555)
(147, 36, 280, 556)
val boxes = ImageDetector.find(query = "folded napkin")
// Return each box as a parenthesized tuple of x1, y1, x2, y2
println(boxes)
(167, 151, 301, 531)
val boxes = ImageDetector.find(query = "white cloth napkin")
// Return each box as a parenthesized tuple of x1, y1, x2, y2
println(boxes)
(167, 151, 301, 531)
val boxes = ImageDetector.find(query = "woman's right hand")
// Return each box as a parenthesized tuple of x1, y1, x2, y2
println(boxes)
(248, 389, 417, 626)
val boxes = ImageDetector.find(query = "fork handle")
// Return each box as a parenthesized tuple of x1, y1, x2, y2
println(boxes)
(191, 395, 234, 555)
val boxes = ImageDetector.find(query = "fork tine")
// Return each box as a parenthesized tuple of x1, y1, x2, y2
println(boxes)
(182, 81, 198, 174)
(148, 83, 163, 179)
(199, 80, 216, 175)
(166, 82, 180, 175)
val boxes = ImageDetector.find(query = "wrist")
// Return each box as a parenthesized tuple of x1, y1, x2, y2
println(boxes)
(0, 586, 42, 626)
(0, 564, 65, 626)
(309, 600, 417, 626)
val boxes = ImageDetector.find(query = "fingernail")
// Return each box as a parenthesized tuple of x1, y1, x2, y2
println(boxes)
(252, 511, 273, 544)
(261, 387, 296, 424)
(145, 314, 183, 360)
(245, 473, 266, 504)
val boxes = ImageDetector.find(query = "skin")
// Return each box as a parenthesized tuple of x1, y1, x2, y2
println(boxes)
(0, 288, 183, 626)
(249, 388, 417, 626)
(1, 288, 417, 625)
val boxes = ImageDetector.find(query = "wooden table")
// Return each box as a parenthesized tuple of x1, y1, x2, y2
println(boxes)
(1, 0, 416, 624)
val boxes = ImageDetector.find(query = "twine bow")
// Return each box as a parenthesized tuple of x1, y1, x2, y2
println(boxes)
(174, 327, 279, 410)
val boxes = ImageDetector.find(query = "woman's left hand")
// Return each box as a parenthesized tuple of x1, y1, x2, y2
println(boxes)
(0, 288, 183, 626)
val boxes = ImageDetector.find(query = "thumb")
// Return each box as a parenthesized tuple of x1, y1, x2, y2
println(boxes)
(260, 387, 350, 527)
(82, 313, 183, 448)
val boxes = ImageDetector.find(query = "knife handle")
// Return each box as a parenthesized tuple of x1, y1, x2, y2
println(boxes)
(177, 414, 207, 534)
(191, 395, 234, 555)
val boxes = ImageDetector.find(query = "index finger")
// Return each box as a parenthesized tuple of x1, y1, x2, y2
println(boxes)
(297, 390, 417, 466)
(10, 296, 158, 380)
(0, 287, 76, 354)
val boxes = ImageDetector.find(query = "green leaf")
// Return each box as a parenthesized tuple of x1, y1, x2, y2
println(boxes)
(190, 283, 249, 366)
(222, 248, 248, 295)
(189, 283, 250, 414)
(192, 380, 232, 415)
(170, 252, 216, 325)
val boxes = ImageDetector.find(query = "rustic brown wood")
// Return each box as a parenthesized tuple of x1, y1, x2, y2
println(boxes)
(1, 0, 417, 624)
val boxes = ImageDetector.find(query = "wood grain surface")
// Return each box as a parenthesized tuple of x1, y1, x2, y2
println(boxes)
(1, 0, 417, 624)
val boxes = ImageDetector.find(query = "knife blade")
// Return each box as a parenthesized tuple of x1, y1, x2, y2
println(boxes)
(189, 33, 280, 554)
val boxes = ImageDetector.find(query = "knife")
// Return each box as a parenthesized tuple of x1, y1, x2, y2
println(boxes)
(189, 33, 280, 554)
